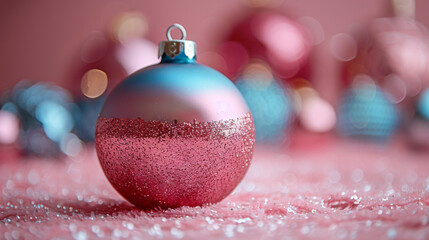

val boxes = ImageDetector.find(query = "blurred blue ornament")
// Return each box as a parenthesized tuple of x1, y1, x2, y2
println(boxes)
(1, 81, 81, 157)
(337, 83, 399, 140)
(236, 75, 294, 142)
(417, 88, 429, 120)
(73, 96, 105, 142)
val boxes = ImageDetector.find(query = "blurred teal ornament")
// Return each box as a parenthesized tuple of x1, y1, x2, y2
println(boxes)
(1, 81, 79, 157)
(236, 74, 294, 142)
(337, 83, 399, 140)
(417, 88, 429, 120)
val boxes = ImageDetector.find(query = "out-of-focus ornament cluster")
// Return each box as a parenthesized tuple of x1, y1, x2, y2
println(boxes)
(0, 12, 159, 158)
(215, 9, 333, 143)
(335, 0, 429, 103)
(218, 10, 312, 82)
(330, 0, 429, 144)
(0, 81, 82, 157)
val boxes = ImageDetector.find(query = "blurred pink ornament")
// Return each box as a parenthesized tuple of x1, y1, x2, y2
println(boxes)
(218, 11, 312, 82)
(68, 12, 158, 97)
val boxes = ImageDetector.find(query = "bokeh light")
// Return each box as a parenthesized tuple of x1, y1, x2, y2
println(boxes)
(110, 12, 148, 44)
(261, 15, 307, 63)
(0, 110, 19, 144)
(0, 81, 80, 156)
(35, 101, 74, 142)
(330, 33, 358, 62)
(297, 16, 325, 46)
(81, 69, 108, 98)
(300, 97, 336, 133)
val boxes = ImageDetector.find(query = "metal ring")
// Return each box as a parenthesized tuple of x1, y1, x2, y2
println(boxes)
(166, 24, 187, 41)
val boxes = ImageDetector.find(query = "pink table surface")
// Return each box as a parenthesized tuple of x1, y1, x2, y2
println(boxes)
(1, 138, 429, 239)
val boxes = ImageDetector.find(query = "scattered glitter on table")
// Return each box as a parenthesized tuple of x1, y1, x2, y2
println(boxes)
(1, 139, 429, 239)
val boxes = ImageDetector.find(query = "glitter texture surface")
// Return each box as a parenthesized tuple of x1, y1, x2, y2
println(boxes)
(1, 139, 429, 239)
(95, 112, 255, 209)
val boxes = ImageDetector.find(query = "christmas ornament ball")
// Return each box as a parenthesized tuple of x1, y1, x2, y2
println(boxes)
(95, 24, 255, 209)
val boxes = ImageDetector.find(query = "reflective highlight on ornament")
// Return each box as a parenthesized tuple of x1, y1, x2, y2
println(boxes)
(382, 74, 407, 104)
(81, 69, 108, 98)
(59, 133, 83, 157)
(338, 82, 399, 140)
(261, 16, 307, 63)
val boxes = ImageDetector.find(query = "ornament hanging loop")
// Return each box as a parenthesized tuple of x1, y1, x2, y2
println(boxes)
(166, 24, 187, 41)
(159, 23, 196, 61)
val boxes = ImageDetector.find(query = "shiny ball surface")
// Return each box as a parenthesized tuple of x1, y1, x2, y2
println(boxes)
(95, 62, 255, 209)
(219, 11, 311, 81)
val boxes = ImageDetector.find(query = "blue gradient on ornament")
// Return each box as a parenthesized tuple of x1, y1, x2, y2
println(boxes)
(417, 88, 429, 120)
(101, 62, 249, 121)
(236, 77, 293, 142)
(337, 84, 399, 140)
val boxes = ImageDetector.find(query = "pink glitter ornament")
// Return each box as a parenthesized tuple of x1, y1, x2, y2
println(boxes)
(95, 24, 255, 209)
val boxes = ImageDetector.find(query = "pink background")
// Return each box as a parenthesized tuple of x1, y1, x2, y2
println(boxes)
(1, 0, 429, 102)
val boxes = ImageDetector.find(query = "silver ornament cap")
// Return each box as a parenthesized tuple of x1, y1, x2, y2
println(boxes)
(158, 24, 196, 62)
